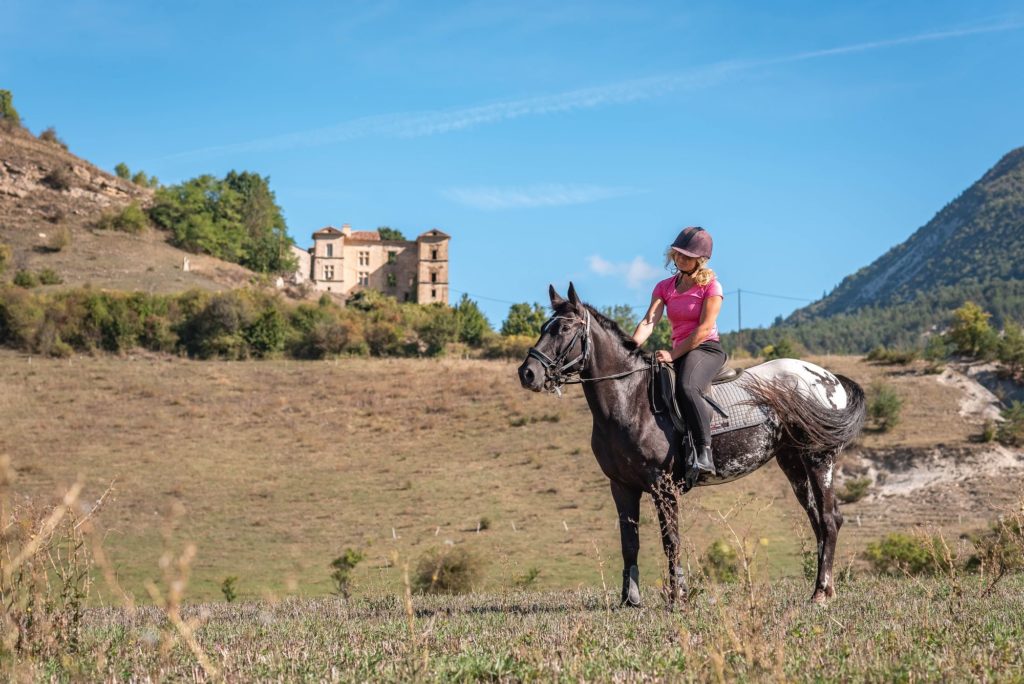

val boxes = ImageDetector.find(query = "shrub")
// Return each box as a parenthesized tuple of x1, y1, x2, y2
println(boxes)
(865, 346, 918, 365)
(114, 162, 131, 179)
(38, 126, 68, 150)
(243, 307, 287, 357)
(96, 202, 148, 234)
(330, 549, 365, 598)
(761, 338, 796, 360)
(980, 419, 998, 443)
(413, 546, 483, 595)
(863, 532, 956, 575)
(0, 89, 21, 127)
(37, 268, 63, 285)
(416, 303, 459, 356)
(868, 381, 903, 432)
(700, 539, 739, 583)
(13, 270, 39, 288)
(836, 477, 872, 503)
(996, 401, 1024, 447)
(221, 576, 239, 603)
(514, 567, 541, 588)
(41, 166, 75, 191)
(482, 333, 533, 360)
(47, 227, 72, 252)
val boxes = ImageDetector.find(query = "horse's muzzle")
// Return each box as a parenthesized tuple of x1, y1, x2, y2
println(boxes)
(518, 358, 543, 392)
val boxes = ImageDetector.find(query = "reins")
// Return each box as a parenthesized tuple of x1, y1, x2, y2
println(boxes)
(527, 310, 655, 396)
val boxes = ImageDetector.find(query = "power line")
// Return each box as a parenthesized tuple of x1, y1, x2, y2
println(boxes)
(449, 287, 520, 306)
(739, 289, 813, 303)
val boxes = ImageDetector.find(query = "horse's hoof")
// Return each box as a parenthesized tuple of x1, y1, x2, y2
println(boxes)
(810, 590, 831, 605)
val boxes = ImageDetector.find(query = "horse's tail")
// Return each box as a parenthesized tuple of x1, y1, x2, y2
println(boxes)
(746, 374, 866, 454)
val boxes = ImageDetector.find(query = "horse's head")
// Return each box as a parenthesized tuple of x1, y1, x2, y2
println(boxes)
(518, 283, 590, 393)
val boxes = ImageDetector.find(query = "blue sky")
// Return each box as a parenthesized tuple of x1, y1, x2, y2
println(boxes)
(3, 1, 1023, 330)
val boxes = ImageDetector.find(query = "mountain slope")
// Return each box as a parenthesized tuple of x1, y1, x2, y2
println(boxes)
(731, 147, 1024, 353)
(0, 125, 255, 293)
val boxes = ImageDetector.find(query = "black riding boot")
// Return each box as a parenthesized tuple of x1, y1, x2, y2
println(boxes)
(695, 445, 716, 476)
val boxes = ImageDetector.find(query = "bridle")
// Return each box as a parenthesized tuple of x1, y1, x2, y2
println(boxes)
(527, 310, 655, 395)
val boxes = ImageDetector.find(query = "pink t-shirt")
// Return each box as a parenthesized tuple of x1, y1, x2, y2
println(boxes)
(653, 275, 724, 346)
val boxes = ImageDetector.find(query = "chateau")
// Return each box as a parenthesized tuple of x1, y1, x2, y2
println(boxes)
(291, 225, 450, 304)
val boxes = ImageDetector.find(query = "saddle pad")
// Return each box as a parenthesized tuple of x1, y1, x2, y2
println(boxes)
(708, 379, 772, 435)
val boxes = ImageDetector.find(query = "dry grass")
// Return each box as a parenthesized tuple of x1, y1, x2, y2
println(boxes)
(1, 351, 1019, 607)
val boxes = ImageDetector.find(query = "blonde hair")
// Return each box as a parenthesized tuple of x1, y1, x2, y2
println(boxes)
(665, 248, 716, 287)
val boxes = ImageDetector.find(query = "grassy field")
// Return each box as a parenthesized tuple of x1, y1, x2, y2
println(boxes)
(7, 577, 1024, 681)
(1, 350, 1018, 607)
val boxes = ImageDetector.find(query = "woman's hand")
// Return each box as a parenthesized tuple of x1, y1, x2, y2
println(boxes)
(655, 350, 673, 364)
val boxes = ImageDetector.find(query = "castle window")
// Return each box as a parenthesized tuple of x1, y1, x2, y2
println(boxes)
(358, 251, 370, 267)
(404, 292, 411, 302)
(387, 251, 397, 264)
(386, 272, 397, 287)
(326, 244, 333, 257)
(358, 271, 369, 286)
(431, 288, 437, 299)
(431, 248, 438, 260)
(430, 272, 437, 283)
(324, 264, 335, 280)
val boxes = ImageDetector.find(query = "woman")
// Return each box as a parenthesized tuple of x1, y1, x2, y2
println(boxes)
(632, 226, 725, 476)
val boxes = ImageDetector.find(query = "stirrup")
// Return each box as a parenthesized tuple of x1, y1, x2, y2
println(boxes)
(695, 445, 716, 476)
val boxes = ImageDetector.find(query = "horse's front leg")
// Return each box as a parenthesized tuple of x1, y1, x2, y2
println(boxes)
(652, 476, 687, 609)
(610, 480, 642, 607)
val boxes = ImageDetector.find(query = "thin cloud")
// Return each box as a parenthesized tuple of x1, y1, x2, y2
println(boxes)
(443, 183, 642, 210)
(163, 19, 1024, 161)
(588, 254, 662, 289)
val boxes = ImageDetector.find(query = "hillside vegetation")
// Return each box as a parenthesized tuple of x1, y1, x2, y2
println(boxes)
(730, 147, 1024, 353)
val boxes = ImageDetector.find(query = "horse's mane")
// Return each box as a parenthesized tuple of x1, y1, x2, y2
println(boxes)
(553, 301, 652, 361)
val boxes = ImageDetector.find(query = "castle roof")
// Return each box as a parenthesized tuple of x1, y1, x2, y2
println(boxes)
(348, 230, 381, 241)
(312, 226, 343, 237)
(417, 228, 450, 240)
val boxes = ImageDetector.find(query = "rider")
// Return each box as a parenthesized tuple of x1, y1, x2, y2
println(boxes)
(631, 226, 725, 476)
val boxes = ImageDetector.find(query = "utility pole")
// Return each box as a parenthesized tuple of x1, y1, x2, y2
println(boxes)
(737, 288, 742, 333)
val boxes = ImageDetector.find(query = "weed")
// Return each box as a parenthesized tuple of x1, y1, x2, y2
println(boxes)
(38, 127, 68, 150)
(996, 401, 1024, 447)
(95, 202, 148, 234)
(514, 567, 541, 588)
(12, 270, 38, 289)
(863, 532, 957, 575)
(701, 539, 739, 583)
(36, 268, 62, 285)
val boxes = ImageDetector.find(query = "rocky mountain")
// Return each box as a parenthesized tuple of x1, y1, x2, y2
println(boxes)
(733, 147, 1024, 353)
(800, 146, 1024, 318)
(0, 124, 254, 293)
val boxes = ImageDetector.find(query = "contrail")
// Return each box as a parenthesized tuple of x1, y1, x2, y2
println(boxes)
(163, 19, 1023, 161)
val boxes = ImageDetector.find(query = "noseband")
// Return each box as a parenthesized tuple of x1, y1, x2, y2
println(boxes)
(527, 310, 654, 395)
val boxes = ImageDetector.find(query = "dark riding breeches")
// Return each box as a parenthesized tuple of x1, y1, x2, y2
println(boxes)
(673, 340, 726, 448)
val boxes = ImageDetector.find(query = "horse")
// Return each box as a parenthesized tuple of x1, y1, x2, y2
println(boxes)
(517, 284, 866, 607)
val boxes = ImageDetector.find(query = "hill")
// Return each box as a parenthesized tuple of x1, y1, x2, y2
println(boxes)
(1, 351, 1020, 602)
(733, 147, 1024, 353)
(0, 125, 256, 293)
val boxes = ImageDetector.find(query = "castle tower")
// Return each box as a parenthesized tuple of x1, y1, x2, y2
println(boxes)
(416, 229, 450, 304)
(311, 226, 346, 293)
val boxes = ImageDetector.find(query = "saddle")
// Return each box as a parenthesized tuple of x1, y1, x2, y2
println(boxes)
(650, 359, 769, 490)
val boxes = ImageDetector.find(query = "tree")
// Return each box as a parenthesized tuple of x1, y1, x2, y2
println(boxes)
(948, 301, 997, 359)
(377, 227, 405, 241)
(501, 302, 547, 337)
(114, 163, 131, 179)
(599, 304, 637, 334)
(0, 90, 20, 127)
(454, 294, 491, 345)
(149, 171, 296, 273)
(998, 320, 1024, 378)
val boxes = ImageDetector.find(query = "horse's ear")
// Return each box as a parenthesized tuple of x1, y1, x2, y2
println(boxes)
(549, 284, 566, 308)
(567, 282, 582, 308)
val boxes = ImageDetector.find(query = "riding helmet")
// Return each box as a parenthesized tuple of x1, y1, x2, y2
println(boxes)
(671, 226, 713, 259)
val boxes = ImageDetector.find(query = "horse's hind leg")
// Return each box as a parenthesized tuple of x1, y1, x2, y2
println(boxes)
(776, 449, 823, 551)
(610, 480, 642, 607)
(804, 453, 842, 603)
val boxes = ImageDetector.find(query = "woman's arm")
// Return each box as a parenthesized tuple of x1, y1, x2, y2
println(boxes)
(667, 295, 723, 360)
(631, 294, 665, 347)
